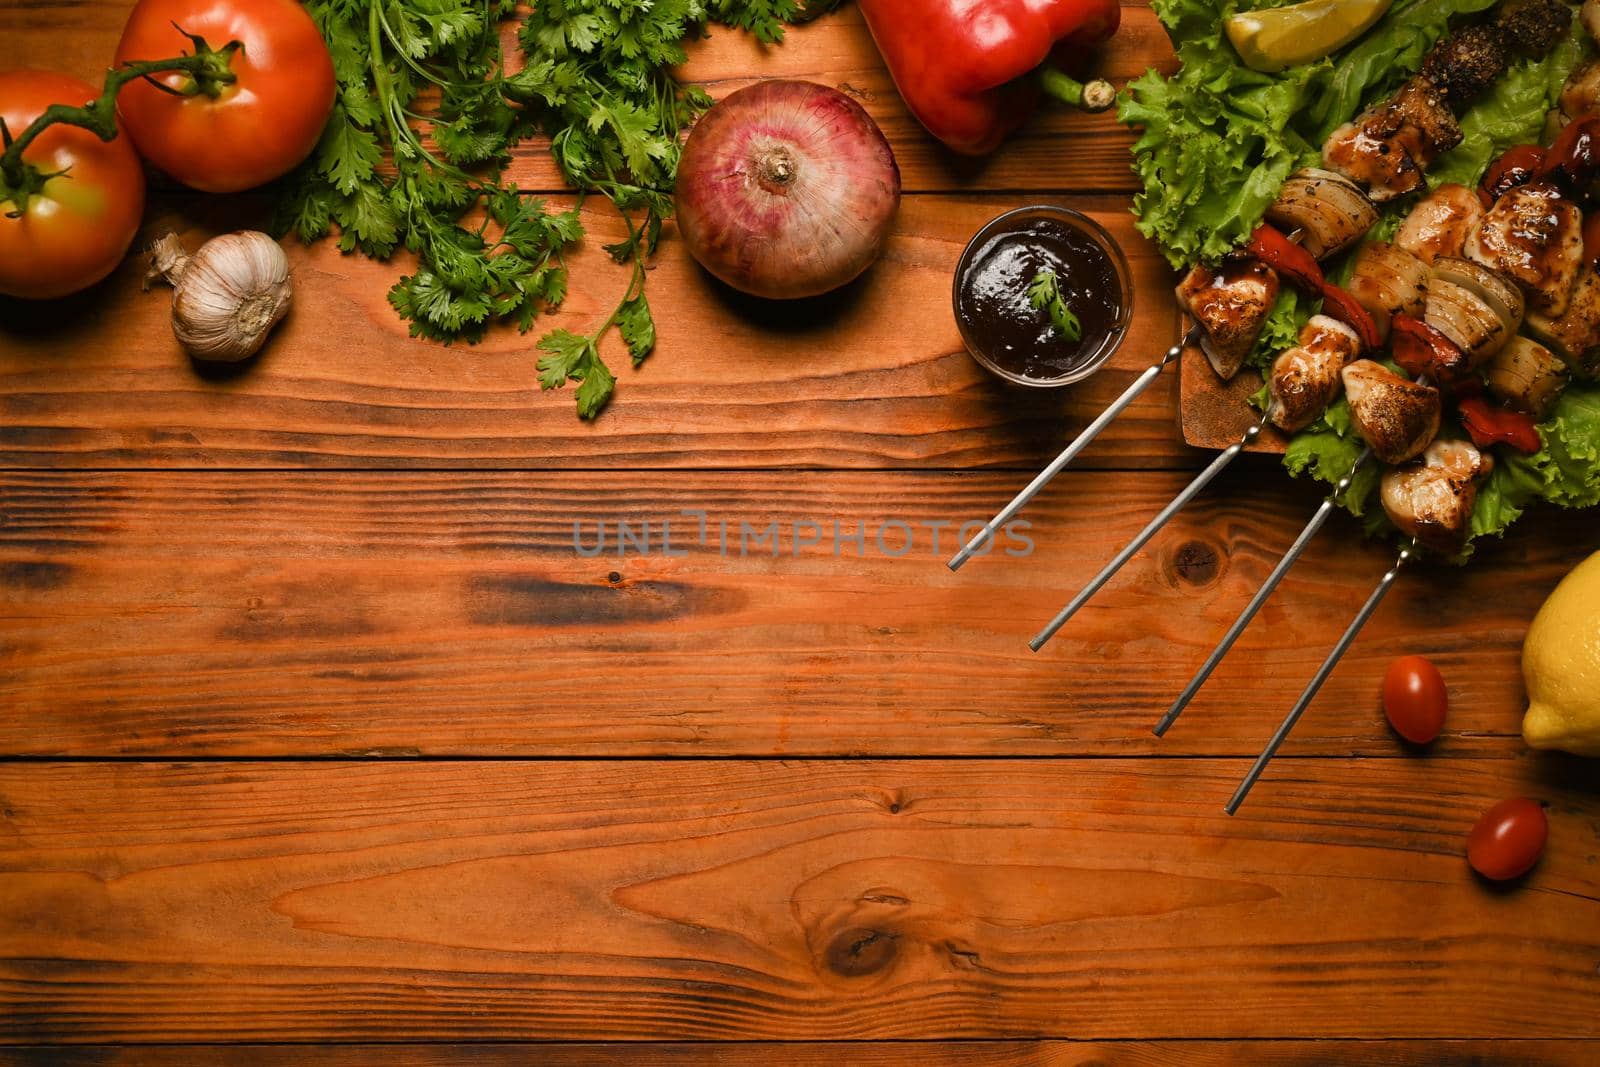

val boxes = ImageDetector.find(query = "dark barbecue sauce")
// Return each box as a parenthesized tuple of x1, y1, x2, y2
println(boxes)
(955, 217, 1124, 381)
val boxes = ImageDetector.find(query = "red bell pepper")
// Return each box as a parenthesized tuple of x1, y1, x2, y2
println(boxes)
(1479, 144, 1544, 206)
(1318, 283, 1381, 353)
(1246, 223, 1323, 292)
(1390, 313, 1471, 384)
(1458, 395, 1543, 454)
(857, 0, 1121, 156)
(1539, 113, 1600, 191)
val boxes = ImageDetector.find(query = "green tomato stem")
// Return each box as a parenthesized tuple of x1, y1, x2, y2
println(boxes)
(0, 36, 241, 212)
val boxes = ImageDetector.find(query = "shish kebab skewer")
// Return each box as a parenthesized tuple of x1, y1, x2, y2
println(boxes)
(1230, 107, 1600, 813)
(1029, 0, 1579, 653)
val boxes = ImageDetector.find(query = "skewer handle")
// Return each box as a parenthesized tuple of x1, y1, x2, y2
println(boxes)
(1225, 545, 1414, 815)
(947, 327, 1197, 572)
(1030, 419, 1264, 651)
(1152, 446, 1374, 737)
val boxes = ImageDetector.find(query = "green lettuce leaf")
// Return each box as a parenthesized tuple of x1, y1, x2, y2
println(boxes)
(1123, 0, 1500, 270)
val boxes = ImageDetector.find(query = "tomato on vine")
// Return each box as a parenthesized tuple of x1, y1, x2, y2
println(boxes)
(0, 71, 146, 299)
(114, 0, 335, 193)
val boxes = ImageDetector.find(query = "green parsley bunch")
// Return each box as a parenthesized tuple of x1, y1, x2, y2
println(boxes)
(275, 0, 835, 418)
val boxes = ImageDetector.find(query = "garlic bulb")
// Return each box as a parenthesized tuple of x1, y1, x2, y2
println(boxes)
(146, 231, 292, 362)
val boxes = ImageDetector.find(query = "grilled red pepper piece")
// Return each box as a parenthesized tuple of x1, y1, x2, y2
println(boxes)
(1458, 394, 1542, 453)
(1390, 313, 1472, 384)
(1480, 144, 1545, 206)
(1318, 283, 1381, 352)
(1247, 223, 1324, 292)
(1540, 114, 1600, 190)
(857, 0, 1121, 156)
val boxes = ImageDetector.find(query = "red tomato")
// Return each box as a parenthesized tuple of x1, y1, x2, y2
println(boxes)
(1467, 797, 1548, 881)
(1381, 655, 1448, 744)
(113, 0, 334, 193)
(0, 71, 146, 300)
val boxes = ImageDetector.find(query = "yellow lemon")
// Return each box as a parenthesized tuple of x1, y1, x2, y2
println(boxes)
(1226, 0, 1394, 73)
(1523, 550, 1600, 757)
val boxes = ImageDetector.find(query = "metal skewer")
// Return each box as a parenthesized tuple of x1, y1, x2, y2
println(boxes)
(947, 325, 1201, 571)
(1226, 542, 1415, 814)
(1030, 414, 1267, 650)
(1152, 445, 1375, 736)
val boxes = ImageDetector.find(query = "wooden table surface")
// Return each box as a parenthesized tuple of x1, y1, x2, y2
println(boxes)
(2, 2, 1598, 1062)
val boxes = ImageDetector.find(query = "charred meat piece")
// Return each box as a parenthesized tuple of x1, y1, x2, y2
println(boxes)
(1175, 257, 1279, 381)
(1466, 180, 1584, 315)
(1498, 0, 1576, 57)
(1421, 25, 1508, 108)
(1265, 169, 1379, 260)
(1396, 183, 1484, 265)
(1324, 79, 1461, 202)
(1346, 241, 1429, 341)
(1380, 440, 1494, 553)
(1526, 265, 1600, 377)
(1342, 360, 1443, 463)
(1266, 315, 1363, 432)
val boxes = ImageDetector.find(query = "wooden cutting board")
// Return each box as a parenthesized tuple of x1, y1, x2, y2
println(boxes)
(1177, 334, 1291, 453)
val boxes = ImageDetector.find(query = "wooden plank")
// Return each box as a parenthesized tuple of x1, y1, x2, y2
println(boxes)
(3, 469, 1593, 757)
(2, 1041, 1595, 1065)
(0, 4, 1174, 195)
(1, 759, 1595, 1042)
(0, 194, 1187, 470)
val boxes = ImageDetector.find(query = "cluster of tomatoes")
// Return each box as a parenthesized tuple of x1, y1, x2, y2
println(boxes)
(1382, 656, 1549, 881)
(0, 0, 334, 300)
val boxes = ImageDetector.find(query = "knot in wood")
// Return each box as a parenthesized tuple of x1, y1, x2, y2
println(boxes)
(1168, 538, 1221, 587)
(824, 927, 899, 978)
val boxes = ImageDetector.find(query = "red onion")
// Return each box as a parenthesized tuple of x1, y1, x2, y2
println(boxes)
(675, 80, 901, 299)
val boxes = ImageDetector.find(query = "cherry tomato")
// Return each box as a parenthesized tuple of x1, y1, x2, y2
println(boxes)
(0, 71, 146, 300)
(1467, 797, 1548, 881)
(1381, 655, 1448, 744)
(1480, 144, 1544, 206)
(113, 0, 335, 193)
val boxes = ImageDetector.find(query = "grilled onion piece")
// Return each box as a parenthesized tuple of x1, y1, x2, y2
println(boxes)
(1487, 336, 1570, 416)
(1266, 315, 1363, 432)
(1526, 265, 1600, 377)
(1380, 440, 1494, 553)
(1342, 360, 1442, 463)
(1426, 257, 1524, 366)
(1395, 184, 1483, 265)
(1466, 179, 1584, 316)
(1265, 169, 1379, 260)
(1346, 241, 1429, 340)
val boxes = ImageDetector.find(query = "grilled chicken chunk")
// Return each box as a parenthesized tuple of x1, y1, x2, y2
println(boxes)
(1396, 184, 1483, 264)
(1526, 265, 1600, 377)
(1323, 78, 1462, 202)
(1560, 59, 1600, 119)
(1380, 440, 1494, 553)
(1175, 257, 1279, 381)
(1465, 180, 1584, 315)
(1266, 315, 1364, 432)
(1265, 319, 1360, 433)
(1342, 360, 1443, 463)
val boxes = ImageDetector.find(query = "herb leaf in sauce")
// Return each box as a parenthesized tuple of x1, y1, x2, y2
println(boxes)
(1027, 269, 1083, 343)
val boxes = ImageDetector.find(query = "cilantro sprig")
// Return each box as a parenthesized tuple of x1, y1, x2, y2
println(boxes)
(275, 0, 837, 418)
(1027, 269, 1082, 343)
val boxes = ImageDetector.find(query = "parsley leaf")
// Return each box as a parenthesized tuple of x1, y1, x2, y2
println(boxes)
(1028, 270, 1083, 343)
(279, 0, 837, 417)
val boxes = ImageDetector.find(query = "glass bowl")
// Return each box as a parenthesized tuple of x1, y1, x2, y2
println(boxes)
(951, 204, 1134, 388)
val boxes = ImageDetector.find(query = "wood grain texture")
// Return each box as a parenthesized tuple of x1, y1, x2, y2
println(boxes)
(1, 760, 1596, 1042)
(4, 469, 1595, 758)
(0, 193, 1188, 470)
(3, 1041, 1596, 1066)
